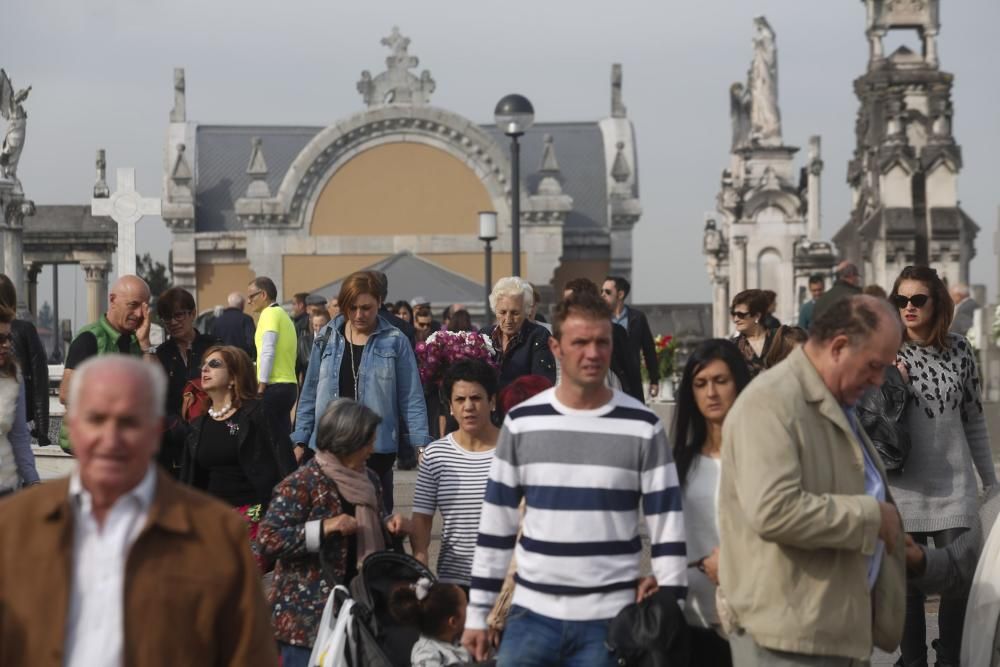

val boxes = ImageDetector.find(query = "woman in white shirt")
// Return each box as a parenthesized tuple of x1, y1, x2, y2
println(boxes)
(410, 359, 499, 588)
(671, 339, 751, 666)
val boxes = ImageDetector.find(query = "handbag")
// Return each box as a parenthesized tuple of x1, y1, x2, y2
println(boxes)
(606, 590, 690, 666)
(856, 365, 911, 471)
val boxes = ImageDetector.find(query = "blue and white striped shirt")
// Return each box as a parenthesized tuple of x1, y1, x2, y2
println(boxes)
(466, 388, 687, 628)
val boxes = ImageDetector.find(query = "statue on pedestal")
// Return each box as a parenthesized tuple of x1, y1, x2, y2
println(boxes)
(748, 17, 782, 147)
(0, 69, 31, 184)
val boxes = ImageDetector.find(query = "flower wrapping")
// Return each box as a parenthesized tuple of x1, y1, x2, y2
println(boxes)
(416, 330, 498, 385)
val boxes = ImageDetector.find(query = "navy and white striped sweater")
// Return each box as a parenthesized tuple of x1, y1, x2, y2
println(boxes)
(466, 388, 687, 628)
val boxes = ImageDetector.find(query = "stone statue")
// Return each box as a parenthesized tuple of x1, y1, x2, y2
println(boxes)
(0, 69, 31, 183)
(170, 68, 186, 122)
(748, 17, 782, 146)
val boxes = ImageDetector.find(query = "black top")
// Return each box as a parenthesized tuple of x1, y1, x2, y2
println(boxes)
(10, 319, 49, 444)
(339, 341, 365, 401)
(210, 307, 256, 360)
(64, 330, 132, 369)
(197, 416, 258, 506)
(489, 319, 557, 390)
(610, 323, 644, 403)
(380, 306, 416, 348)
(624, 307, 660, 385)
(155, 330, 218, 417)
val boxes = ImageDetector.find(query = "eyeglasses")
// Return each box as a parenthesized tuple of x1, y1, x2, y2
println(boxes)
(601, 288, 615, 296)
(0, 334, 12, 347)
(891, 294, 930, 309)
(164, 310, 192, 322)
(246, 291, 264, 302)
(730, 310, 751, 319)
(201, 358, 225, 371)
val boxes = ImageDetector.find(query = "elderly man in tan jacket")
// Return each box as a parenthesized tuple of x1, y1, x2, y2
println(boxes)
(0, 355, 278, 667)
(718, 295, 906, 666)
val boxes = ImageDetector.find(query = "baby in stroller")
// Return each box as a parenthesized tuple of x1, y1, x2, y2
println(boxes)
(389, 577, 471, 667)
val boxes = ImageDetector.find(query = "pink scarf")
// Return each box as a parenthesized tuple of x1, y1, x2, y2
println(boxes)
(314, 451, 385, 562)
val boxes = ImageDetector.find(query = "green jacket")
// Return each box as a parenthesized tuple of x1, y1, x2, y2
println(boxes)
(717, 347, 905, 659)
(58, 315, 141, 452)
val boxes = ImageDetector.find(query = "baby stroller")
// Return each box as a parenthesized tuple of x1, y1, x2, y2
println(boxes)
(311, 551, 436, 667)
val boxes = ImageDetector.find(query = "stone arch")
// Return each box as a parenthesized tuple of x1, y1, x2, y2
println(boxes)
(272, 106, 513, 235)
(744, 190, 801, 221)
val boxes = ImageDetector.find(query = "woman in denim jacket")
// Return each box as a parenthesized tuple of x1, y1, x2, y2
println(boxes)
(292, 271, 429, 512)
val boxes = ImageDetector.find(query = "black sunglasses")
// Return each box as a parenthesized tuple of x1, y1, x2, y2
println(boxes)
(891, 294, 930, 309)
(0, 334, 12, 346)
(201, 358, 225, 371)
(730, 310, 751, 319)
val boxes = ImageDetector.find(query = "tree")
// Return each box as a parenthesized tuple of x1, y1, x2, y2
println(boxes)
(136, 253, 171, 300)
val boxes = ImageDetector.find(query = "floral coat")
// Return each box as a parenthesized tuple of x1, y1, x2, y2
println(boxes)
(255, 458, 388, 647)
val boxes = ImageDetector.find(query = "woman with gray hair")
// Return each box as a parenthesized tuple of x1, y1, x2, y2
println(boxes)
(487, 276, 555, 389)
(257, 398, 411, 667)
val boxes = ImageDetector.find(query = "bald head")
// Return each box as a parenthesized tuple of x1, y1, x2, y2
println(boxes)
(107, 274, 150, 333)
(949, 283, 970, 306)
(227, 291, 246, 309)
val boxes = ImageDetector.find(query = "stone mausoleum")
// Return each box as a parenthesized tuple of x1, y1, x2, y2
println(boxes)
(833, 0, 978, 289)
(160, 28, 643, 313)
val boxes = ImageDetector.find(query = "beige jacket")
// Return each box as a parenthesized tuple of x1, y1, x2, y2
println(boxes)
(717, 347, 905, 660)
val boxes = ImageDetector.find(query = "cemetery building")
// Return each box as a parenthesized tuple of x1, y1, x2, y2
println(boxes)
(833, 0, 978, 289)
(160, 28, 643, 313)
(702, 17, 835, 337)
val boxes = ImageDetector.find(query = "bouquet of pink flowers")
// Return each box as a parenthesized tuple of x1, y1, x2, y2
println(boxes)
(416, 330, 498, 385)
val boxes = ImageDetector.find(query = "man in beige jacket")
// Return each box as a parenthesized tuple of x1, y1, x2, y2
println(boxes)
(719, 295, 906, 665)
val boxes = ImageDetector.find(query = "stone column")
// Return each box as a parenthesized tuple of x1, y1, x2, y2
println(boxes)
(731, 236, 748, 295)
(81, 262, 110, 326)
(24, 262, 40, 318)
(0, 199, 29, 316)
(806, 136, 823, 241)
(713, 276, 730, 338)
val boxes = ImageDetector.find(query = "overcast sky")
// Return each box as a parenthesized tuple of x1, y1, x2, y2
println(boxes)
(5, 0, 999, 329)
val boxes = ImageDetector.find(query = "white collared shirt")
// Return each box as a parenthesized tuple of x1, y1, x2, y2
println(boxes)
(64, 465, 157, 667)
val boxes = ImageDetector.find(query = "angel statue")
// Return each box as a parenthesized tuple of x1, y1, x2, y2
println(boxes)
(748, 17, 782, 146)
(0, 70, 31, 183)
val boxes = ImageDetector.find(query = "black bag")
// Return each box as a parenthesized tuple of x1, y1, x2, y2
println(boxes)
(856, 365, 911, 471)
(606, 590, 690, 666)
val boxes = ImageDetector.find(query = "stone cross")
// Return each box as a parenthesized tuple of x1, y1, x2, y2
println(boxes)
(91, 168, 161, 278)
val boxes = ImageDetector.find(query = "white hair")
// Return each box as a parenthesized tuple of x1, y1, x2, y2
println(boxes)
(68, 355, 167, 418)
(227, 291, 246, 309)
(489, 276, 534, 312)
(951, 283, 970, 299)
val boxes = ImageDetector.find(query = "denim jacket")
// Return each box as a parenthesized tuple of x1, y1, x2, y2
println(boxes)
(291, 315, 429, 454)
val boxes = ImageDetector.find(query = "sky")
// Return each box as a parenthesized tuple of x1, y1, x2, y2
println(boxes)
(4, 0, 999, 330)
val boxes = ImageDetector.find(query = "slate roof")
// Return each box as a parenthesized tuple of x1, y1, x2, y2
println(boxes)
(27, 205, 117, 236)
(194, 121, 612, 234)
(309, 251, 486, 306)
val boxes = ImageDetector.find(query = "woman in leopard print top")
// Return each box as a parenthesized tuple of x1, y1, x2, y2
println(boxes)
(888, 266, 995, 666)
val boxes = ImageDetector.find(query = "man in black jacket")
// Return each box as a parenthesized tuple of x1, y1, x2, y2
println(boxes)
(812, 261, 862, 323)
(210, 292, 256, 360)
(602, 276, 659, 399)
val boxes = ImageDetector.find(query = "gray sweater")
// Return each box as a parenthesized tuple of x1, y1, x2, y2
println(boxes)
(890, 333, 996, 532)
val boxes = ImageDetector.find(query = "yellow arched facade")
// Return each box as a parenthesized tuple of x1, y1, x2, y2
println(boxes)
(311, 142, 492, 236)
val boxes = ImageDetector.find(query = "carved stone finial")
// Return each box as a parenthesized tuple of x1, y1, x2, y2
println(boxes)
(611, 141, 632, 184)
(357, 27, 435, 107)
(171, 143, 193, 183)
(170, 68, 186, 122)
(611, 64, 627, 118)
(245, 137, 270, 198)
(536, 135, 563, 196)
(93, 149, 110, 198)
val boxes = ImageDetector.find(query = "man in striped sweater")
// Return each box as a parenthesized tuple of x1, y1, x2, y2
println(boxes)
(462, 291, 687, 665)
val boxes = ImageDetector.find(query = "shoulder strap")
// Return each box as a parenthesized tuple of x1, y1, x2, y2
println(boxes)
(317, 327, 334, 357)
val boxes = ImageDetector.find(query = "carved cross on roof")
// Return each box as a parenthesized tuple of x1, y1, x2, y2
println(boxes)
(382, 26, 412, 61)
(358, 27, 435, 107)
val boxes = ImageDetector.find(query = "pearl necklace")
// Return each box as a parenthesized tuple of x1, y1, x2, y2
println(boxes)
(208, 402, 232, 419)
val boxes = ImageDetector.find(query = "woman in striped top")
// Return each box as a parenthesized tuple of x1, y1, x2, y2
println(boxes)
(411, 359, 499, 588)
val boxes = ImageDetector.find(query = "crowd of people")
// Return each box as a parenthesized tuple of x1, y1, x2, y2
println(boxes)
(0, 261, 994, 667)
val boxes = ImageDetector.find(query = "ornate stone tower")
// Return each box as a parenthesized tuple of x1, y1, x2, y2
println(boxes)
(702, 17, 834, 336)
(833, 0, 977, 288)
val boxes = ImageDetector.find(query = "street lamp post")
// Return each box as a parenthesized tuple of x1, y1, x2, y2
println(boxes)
(494, 94, 534, 277)
(479, 211, 498, 327)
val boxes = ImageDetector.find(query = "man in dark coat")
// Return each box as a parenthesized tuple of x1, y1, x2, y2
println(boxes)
(210, 292, 256, 360)
(812, 261, 862, 323)
(603, 276, 659, 399)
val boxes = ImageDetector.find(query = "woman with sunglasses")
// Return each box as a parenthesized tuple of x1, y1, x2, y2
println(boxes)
(729, 289, 776, 378)
(0, 305, 39, 496)
(672, 339, 750, 666)
(181, 345, 296, 563)
(888, 265, 995, 667)
(154, 287, 218, 476)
